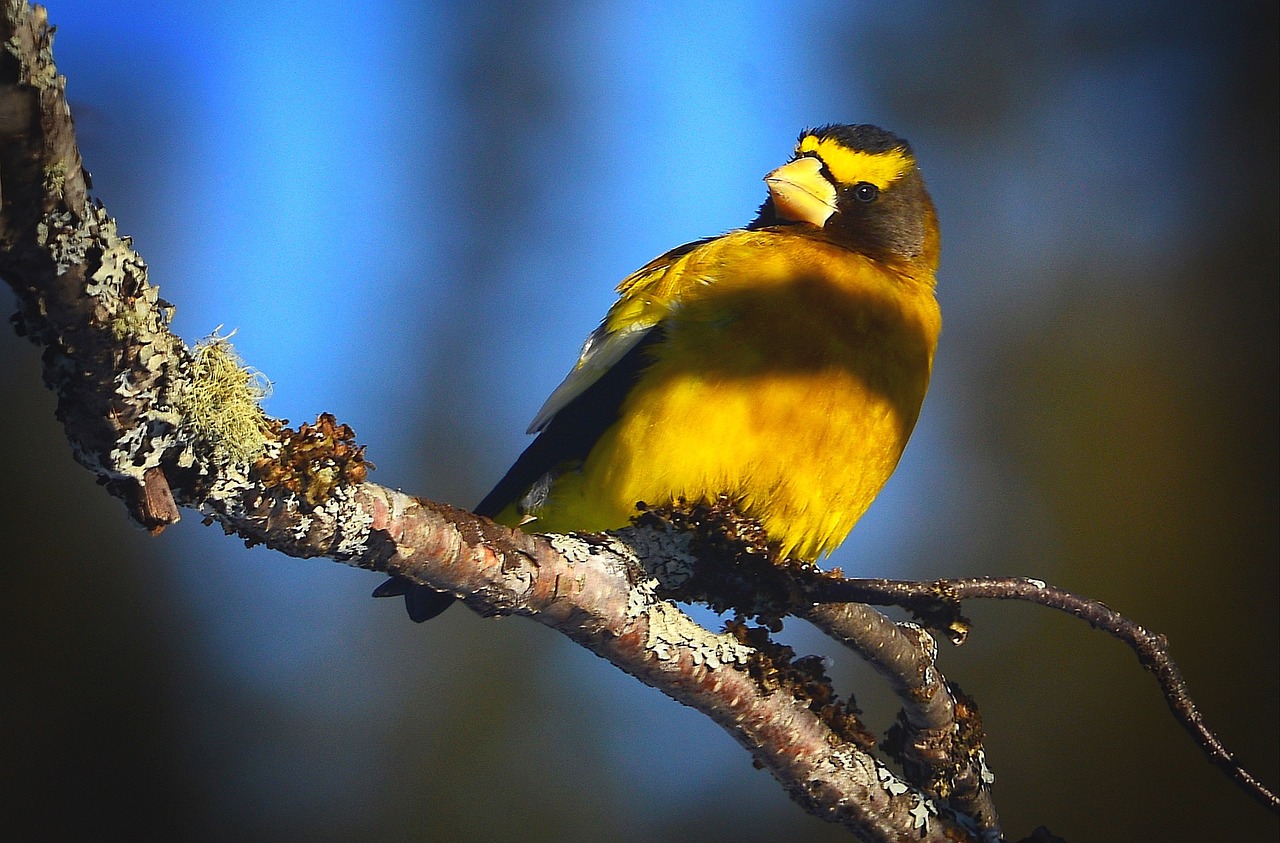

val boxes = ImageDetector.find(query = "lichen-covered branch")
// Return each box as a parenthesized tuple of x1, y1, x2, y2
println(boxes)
(806, 602, 999, 831)
(627, 497, 1004, 837)
(0, 4, 984, 839)
(1, 0, 187, 532)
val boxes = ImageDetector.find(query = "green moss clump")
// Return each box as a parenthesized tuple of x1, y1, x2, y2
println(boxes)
(182, 332, 270, 465)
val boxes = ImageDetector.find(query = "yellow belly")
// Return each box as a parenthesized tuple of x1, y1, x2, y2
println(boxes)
(524, 236, 940, 562)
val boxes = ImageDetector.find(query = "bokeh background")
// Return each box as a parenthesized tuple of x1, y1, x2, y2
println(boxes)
(2, 1, 1275, 840)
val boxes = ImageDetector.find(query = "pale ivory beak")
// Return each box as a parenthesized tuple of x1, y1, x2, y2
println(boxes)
(764, 156, 838, 227)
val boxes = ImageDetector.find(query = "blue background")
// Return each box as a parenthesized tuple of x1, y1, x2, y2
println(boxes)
(1, 1, 1275, 840)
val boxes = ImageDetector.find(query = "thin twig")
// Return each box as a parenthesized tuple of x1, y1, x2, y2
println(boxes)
(803, 575, 1280, 813)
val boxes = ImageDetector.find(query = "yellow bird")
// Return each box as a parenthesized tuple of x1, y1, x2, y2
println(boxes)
(392, 124, 940, 621)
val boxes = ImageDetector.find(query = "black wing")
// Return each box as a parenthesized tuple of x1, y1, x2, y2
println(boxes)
(394, 328, 663, 622)
(474, 327, 663, 518)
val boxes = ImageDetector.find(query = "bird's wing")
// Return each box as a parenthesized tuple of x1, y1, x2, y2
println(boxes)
(526, 320, 653, 434)
(526, 237, 716, 434)
(474, 327, 662, 518)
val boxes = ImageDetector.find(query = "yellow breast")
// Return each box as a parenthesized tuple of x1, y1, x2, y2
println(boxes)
(526, 230, 940, 562)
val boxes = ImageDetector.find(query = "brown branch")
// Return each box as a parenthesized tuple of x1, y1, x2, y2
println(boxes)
(628, 499, 1004, 837)
(0, 3, 985, 839)
(805, 602, 1000, 835)
(0, 0, 183, 533)
(804, 575, 1280, 814)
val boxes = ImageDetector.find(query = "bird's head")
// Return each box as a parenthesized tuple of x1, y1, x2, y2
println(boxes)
(755, 124, 939, 276)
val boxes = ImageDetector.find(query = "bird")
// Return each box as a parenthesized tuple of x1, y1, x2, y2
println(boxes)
(383, 123, 941, 622)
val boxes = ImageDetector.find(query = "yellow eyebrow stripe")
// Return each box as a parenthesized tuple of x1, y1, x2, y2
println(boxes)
(798, 135, 912, 190)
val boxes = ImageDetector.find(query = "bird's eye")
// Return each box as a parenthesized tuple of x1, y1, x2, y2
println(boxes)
(853, 182, 879, 203)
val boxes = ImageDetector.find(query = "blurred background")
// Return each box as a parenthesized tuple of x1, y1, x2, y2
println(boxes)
(1, 1, 1275, 840)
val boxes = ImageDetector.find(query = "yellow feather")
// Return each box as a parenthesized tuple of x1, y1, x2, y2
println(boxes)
(518, 229, 940, 561)
(798, 134, 912, 190)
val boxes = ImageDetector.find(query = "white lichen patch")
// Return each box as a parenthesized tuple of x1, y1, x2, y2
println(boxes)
(907, 794, 935, 831)
(643, 600, 751, 667)
(106, 418, 167, 480)
(873, 756, 913, 797)
(615, 522, 697, 587)
(191, 447, 264, 523)
(545, 532, 663, 611)
(293, 511, 314, 543)
(545, 533, 598, 564)
(38, 208, 89, 276)
(195, 445, 261, 520)
(865, 755, 939, 832)
(823, 746, 939, 835)
(626, 575, 661, 620)
(87, 224, 145, 298)
(322, 483, 373, 559)
(899, 622, 938, 663)
(35, 202, 192, 488)
(557, 529, 752, 668)
(594, 533, 643, 565)
(975, 748, 996, 786)
(544, 532, 645, 576)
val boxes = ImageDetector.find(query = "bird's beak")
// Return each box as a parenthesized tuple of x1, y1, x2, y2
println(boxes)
(764, 156, 838, 227)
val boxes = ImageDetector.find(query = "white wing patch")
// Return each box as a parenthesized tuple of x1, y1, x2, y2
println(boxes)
(523, 237, 714, 434)
(526, 321, 656, 434)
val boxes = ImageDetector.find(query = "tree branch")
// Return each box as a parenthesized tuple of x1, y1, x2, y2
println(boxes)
(804, 575, 1280, 813)
(805, 602, 999, 830)
(628, 499, 1001, 833)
